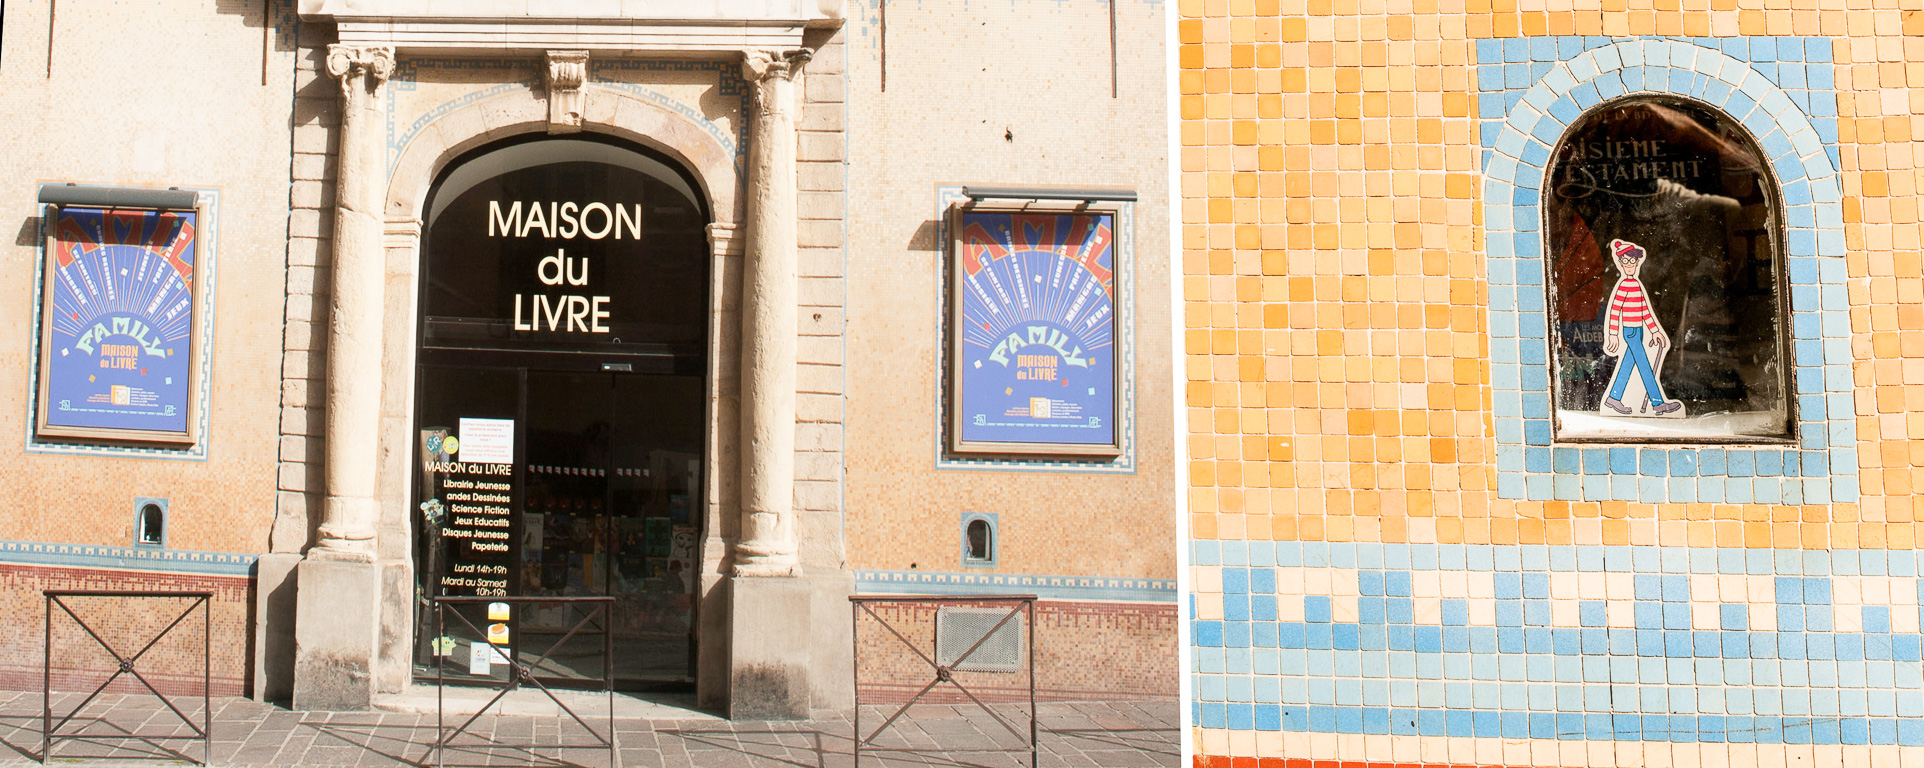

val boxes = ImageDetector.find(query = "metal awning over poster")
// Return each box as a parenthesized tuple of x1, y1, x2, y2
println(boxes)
(39, 184, 199, 210)
(961, 186, 1138, 204)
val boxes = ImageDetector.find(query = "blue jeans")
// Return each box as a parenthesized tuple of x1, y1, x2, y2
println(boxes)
(1607, 327, 1665, 405)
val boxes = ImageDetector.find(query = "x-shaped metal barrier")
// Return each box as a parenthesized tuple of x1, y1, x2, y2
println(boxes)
(849, 594, 1037, 768)
(430, 595, 615, 768)
(42, 589, 212, 766)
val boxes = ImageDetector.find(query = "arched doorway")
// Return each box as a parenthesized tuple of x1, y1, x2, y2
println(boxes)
(410, 135, 710, 689)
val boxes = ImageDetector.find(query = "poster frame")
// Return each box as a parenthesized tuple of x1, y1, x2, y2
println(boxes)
(946, 200, 1126, 458)
(34, 200, 208, 446)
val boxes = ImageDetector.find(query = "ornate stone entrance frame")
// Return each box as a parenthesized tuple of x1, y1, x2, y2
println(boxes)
(288, 0, 844, 714)
(369, 69, 751, 702)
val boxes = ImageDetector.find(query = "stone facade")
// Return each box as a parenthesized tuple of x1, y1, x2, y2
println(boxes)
(1181, 2, 1924, 766)
(0, 0, 299, 696)
(841, 0, 1179, 704)
(0, 0, 1176, 717)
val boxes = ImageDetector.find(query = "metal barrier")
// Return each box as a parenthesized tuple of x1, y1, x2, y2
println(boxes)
(849, 594, 1037, 768)
(41, 589, 212, 766)
(429, 595, 615, 768)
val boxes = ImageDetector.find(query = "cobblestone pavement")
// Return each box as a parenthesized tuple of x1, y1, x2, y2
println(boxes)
(0, 691, 1176, 767)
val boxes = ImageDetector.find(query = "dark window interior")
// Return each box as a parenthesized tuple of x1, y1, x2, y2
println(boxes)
(1546, 96, 1791, 440)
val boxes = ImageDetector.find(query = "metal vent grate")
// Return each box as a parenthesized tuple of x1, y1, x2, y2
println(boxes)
(934, 607, 1025, 673)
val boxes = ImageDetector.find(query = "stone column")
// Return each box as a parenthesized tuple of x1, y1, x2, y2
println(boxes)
(315, 43, 395, 559)
(729, 48, 814, 720)
(293, 43, 393, 712)
(735, 49, 809, 579)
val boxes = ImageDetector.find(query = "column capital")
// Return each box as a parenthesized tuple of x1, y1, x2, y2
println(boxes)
(741, 48, 811, 80)
(706, 221, 742, 257)
(325, 44, 395, 102)
(741, 49, 811, 113)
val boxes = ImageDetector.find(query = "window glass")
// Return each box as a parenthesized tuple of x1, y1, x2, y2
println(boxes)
(421, 138, 708, 358)
(966, 519, 992, 561)
(1546, 96, 1790, 441)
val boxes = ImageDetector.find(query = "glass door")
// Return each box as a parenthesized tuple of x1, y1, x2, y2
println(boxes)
(521, 370, 703, 686)
(413, 359, 704, 690)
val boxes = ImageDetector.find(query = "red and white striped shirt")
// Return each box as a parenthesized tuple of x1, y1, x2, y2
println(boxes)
(1606, 277, 1658, 333)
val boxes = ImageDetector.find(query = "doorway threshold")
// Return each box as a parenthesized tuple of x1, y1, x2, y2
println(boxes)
(374, 685, 720, 721)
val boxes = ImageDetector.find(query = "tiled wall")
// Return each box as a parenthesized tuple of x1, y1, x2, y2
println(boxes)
(0, 1, 291, 556)
(839, 0, 1177, 704)
(856, 599, 1178, 701)
(0, 560, 255, 697)
(843, 0, 1176, 582)
(1178, 1, 1924, 765)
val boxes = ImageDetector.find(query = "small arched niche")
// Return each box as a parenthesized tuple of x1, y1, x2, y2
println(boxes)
(1545, 95, 1791, 442)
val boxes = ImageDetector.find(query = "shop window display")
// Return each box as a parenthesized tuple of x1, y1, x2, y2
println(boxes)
(1546, 96, 1792, 442)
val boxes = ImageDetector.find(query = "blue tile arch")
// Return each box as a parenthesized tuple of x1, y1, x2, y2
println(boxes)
(1475, 37, 1855, 504)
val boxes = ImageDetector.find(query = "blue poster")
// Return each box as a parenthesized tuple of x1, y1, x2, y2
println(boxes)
(41, 207, 197, 437)
(955, 211, 1117, 450)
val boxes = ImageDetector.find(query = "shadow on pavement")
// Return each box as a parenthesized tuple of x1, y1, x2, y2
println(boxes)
(0, 714, 39, 761)
(299, 718, 435, 767)
(1046, 726, 1181, 755)
(661, 727, 834, 768)
(0, 713, 201, 764)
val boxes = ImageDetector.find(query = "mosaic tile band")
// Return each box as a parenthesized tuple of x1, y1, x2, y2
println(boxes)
(1188, 744, 1924, 768)
(0, 538, 257, 577)
(1192, 542, 1924, 745)
(856, 568, 1177, 603)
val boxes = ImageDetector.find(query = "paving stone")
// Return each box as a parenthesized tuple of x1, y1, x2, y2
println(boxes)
(0, 693, 1174, 767)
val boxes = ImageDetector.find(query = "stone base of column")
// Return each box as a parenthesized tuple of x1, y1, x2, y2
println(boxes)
(375, 561, 415, 694)
(728, 575, 814, 719)
(291, 555, 382, 711)
(802, 569, 855, 710)
(251, 552, 303, 703)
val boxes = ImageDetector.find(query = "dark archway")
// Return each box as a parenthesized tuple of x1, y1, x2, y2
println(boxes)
(410, 135, 711, 689)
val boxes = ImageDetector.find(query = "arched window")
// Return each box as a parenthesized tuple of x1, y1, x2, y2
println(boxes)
(966, 519, 992, 561)
(960, 512, 997, 567)
(1546, 95, 1791, 442)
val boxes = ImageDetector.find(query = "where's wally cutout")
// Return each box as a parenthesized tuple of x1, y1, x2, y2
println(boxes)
(1598, 239, 1685, 419)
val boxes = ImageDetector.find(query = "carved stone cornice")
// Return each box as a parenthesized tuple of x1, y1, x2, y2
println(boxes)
(300, 0, 845, 53)
(299, 0, 845, 22)
(545, 50, 590, 134)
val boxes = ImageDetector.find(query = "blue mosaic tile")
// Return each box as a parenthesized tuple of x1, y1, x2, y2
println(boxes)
(1192, 545, 1924, 742)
